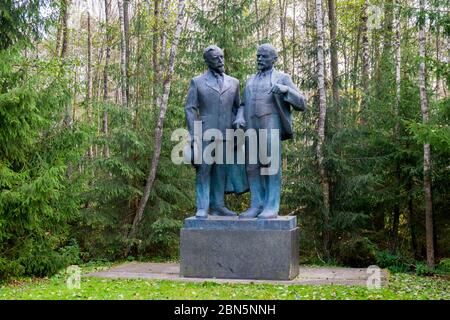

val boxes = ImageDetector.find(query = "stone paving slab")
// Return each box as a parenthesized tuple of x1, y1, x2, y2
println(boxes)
(85, 262, 388, 287)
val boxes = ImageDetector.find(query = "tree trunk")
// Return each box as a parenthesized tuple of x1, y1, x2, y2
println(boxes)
(103, 0, 111, 158)
(61, 0, 71, 128)
(152, 0, 160, 108)
(418, 0, 434, 268)
(394, 4, 401, 137)
(327, 0, 339, 107)
(55, 4, 64, 57)
(407, 180, 418, 259)
(361, 0, 370, 96)
(124, 0, 130, 105)
(61, 0, 70, 59)
(135, 0, 143, 129)
(87, 12, 93, 159)
(391, 3, 402, 251)
(292, 1, 296, 76)
(156, 0, 171, 109)
(264, 0, 273, 40)
(352, 16, 361, 104)
(159, 0, 170, 74)
(277, 0, 288, 72)
(126, 0, 186, 252)
(254, 0, 260, 42)
(382, 0, 394, 56)
(118, 0, 128, 108)
(315, 0, 331, 258)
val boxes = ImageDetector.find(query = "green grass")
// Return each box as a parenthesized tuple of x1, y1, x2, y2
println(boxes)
(1, 264, 449, 300)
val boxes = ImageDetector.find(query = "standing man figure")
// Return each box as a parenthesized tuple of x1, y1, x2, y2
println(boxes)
(185, 45, 246, 218)
(237, 44, 307, 219)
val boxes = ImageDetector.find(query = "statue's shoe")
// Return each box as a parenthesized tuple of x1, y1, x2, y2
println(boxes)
(258, 209, 278, 219)
(195, 209, 208, 219)
(239, 206, 263, 219)
(210, 207, 237, 216)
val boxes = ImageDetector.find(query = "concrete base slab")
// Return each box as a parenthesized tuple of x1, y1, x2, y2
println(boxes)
(85, 262, 388, 287)
(180, 216, 299, 280)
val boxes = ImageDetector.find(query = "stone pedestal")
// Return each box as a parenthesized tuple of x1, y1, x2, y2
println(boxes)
(180, 216, 299, 280)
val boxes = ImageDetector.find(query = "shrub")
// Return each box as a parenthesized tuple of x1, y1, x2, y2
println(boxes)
(0, 46, 86, 280)
(415, 262, 435, 276)
(337, 237, 377, 267)
(437, 258, 450, 274)
(375, 250, 413, 273)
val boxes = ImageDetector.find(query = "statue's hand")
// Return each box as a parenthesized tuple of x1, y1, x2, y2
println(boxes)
(233, 118, 246, 129)
(270, 84, 289, 94)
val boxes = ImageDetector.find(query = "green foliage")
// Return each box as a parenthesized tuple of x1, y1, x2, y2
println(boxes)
(376, 250, 413, 273)
(437, 258, 450, 274)
(74, 101, 193, 261)
(1, 0, 449, 280)
(1, 264, 449, 300)
(406, 122, 450, 151)
(414, 258, 450, 277)
(337, 237, 377, 267)
(184, 0, 263, 81)
(0, 45, 87, 279)
(0, 0, 48, 50)
(375, 253, 450, 276)
(414, 262, 434, 276)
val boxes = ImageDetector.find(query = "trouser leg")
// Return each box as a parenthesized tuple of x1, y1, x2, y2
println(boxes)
(196, 163, 212, 211)
(196, 164, 211, 210)
(210, 163, 226, 208)
(246, 130, 265, 208)
(264, 161, 281, 211)
(246, 164, 265, 208)
(260, 115, 282, 212)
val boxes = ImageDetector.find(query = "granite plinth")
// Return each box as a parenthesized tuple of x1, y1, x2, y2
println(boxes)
(180, 216, 299, 280)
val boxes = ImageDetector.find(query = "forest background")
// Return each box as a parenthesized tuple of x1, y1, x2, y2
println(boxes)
(0, 0, 449, 280)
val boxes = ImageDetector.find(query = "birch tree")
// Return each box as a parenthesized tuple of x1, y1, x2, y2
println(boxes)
(392, 1, 401, 250)
(118, 0, 128, 108)
(61, 0, 70, 59)
(361, 0, 370, 98)
(102, 0, 111, 158)
(315, 0, 331, 257)
(126, 0, 186, 250)
(418, 0, 434, 268)
(87, 10, 93, 159)
(327, 0, 339, 106)
(277, 0, 288, 72)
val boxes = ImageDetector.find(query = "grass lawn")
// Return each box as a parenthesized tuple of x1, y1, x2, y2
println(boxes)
(1, 264, 449, 300)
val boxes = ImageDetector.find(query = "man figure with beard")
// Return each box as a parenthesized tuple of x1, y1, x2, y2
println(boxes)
(185, 45, 247, 218)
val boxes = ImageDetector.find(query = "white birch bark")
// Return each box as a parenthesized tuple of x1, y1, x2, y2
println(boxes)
(315, 0, 331, 256)
(102, 0, 111, 158)
(118, 0, 128, 108)
(418, 0, 434, 268)
(87, 11, 93, 159)
(127, 0, 186, 245)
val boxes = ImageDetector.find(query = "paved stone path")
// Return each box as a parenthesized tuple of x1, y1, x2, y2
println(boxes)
(86, 262, 388, 287)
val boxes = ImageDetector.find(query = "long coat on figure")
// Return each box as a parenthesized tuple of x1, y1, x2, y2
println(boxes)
(185, 69, 248, 213)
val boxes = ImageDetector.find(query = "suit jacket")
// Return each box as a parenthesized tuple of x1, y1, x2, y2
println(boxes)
(185, 69, 241, 141)
(241, 69, 307, 140)
(184, 69, 248, 194)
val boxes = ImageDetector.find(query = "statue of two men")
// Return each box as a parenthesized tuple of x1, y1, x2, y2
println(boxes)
(184, 44, 306, 219)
